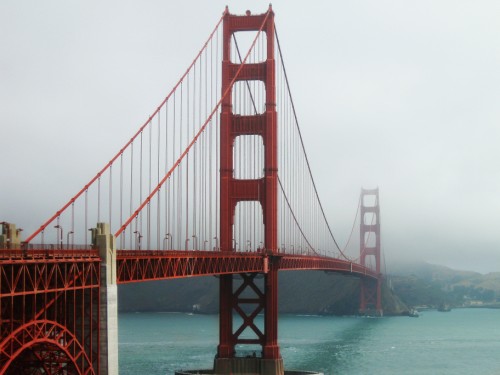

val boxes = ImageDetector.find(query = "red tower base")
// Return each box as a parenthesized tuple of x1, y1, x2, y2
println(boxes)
(359, 277, 383, 317)
(214, 357, 284, 375)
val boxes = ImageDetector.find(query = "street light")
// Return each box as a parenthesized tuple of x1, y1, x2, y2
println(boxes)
(163, 233, 170, 250)
(204, 240, 208, 251)
(54, 225, 63, 249)
(185, 238, 190, 251)
(213, 236, 219, 251)
(133, 230, 142, 250)
(166, 233, 172, 249)
(67, 231, 74, 249)
(192, 235, 197, 250)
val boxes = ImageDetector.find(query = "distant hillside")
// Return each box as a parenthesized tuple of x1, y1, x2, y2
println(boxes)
(118, 270, 408, 315)
(387, 261, 500, 308)
(119, 262, 500, 315)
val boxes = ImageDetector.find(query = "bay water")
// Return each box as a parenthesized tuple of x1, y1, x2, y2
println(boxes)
(119, 308, 500, 375)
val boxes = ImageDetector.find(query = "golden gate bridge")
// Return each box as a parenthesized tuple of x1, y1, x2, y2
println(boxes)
(1, 6, 382, 375)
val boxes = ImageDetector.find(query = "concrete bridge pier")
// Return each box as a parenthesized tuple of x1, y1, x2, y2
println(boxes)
(0, 222, 22, 248)
(214, 357, 284, 375)
(93, 222, 119, 375)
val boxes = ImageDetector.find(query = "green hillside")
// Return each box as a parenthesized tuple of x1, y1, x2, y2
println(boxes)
(118, 262, 500, 314)
(387, 262, 500, 308)
(118, 270, 407, 315)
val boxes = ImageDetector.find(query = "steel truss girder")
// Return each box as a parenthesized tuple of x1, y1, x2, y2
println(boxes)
(0, 259, 100, 297)
(116, 250, 265, 283)
(0, 257, 100, 375)
(278, 255, 379, 278)
(115, 251, 380, 282)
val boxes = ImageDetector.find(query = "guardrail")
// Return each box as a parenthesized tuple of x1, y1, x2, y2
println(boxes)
(0, 244, 99, 260)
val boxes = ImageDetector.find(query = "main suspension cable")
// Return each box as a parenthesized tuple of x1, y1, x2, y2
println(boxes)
(275, 27, 351, 260)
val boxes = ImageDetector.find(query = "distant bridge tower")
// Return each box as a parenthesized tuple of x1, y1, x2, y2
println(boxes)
(359, 188, 383, 316)
(216, 6, 283, 375)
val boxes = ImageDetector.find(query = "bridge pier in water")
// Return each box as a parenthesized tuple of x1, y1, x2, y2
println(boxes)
(215, 6, 284, 375)
(214, 270, 284, 375)
(359, 188, 383, 316)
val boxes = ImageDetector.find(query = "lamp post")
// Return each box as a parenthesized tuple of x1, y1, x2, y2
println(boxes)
(192, 235, 197, 250)
(133, 230, 142, 250)
(163, 234, 170, 250)
(213, 236, 219, 251)
(167, 233, 172, 249)
(204, 240, 208, 251)
(185, 238, 190, 251)
(54, 225, 63, 249)
(67, 231, 74, 249)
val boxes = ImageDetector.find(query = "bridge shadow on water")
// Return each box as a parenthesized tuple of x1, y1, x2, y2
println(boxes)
(118, 312, 385, 375)
(279, 315, 384, 374)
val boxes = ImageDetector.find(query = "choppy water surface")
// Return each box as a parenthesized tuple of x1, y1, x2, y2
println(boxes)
(119, 309, 500, 375)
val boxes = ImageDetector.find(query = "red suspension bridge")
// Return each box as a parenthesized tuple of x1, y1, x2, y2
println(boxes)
(1, 6, 383, 375)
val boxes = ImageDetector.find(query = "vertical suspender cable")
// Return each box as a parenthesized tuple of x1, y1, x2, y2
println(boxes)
(147, 122, 152, 250)
(129, 143, 134, 249)
(120, 153, 123, 249)
(109, 165, 112, 231)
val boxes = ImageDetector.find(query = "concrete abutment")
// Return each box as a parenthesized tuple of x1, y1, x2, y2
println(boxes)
(95, 222, 119, 375)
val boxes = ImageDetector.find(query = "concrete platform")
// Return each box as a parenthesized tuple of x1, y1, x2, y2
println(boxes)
(175, 370, 323, 375)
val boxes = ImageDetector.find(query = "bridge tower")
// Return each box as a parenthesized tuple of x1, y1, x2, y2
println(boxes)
(359, 188, 383, 316)
(216, 6, 283, 375)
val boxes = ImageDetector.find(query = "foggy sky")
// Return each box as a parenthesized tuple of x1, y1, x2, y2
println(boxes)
(1, 1, 499, 273)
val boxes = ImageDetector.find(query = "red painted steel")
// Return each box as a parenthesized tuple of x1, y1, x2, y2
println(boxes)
(218, 5, 281, 360)
(0, 254, 100, 374)
(115, 251, 379, 282)
(117, 250, 265, 282)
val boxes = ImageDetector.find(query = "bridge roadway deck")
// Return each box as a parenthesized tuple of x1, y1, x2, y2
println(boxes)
(117, 250, 379, 282)
(0, 247, 378, 284)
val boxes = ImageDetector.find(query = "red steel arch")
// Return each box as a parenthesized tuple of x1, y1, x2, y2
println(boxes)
(1, 320, 95, 375)
(0, 254, 100, 375)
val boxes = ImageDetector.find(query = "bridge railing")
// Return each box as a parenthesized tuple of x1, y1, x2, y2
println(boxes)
(0, 245, 99, 259)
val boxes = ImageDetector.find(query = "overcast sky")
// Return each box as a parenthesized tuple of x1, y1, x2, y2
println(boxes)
(1, 1, 499, 273)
